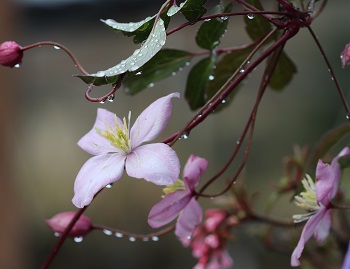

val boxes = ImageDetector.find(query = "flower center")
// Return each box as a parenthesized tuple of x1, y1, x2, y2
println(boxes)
(162, 179, 185, 197)
(98, 112, 132, 153)
(293, 174, 320, 223)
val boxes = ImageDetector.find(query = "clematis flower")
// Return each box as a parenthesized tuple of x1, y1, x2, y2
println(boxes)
(0, 41, 23, 67)
(148, 154, 208, 240)
(291, 147, 350, 266)
(45, 212, 92, 238)
(72, 93, 180, 208)
(341, 42, 350, 68)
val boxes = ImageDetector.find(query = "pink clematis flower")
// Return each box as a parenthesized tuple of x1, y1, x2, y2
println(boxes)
(291, 147, 350, 266)
(342, 241, 350, 269)
(46, 212, 92, 238)
(148, 154, 208, 240)
(0, 41, 23, 68)
(72, 93, 181, 208)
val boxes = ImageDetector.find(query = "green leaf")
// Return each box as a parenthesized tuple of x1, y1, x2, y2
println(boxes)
(80, 19, 167, 86)
(207, 48, 252, 111)
(244, 0, 271, 41)
(181, 0, 207, 21)
(309, 124, 350, 169)
(185, 57, 215, 110)
(123, 49, 192, 94)
(76, 74, 121, 86)
(268, 51, 297, 91)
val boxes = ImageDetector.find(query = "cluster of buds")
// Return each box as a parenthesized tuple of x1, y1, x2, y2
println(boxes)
(183, 209, 238, 269)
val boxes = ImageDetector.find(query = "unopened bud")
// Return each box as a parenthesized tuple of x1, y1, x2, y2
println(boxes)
(0, 41, 23, 68)
(45, 212, 92, 238)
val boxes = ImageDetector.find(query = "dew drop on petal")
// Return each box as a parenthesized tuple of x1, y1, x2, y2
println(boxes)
(115, 232, 124, 238)
(103, 229, 113, 236)
(186, 235, 191, 240)
(74, 236, 84, 243)
(151, 236, 159, 241)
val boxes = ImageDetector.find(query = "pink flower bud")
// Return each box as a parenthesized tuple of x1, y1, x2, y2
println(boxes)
(45, 212, 92, 238)
(204, 209, 227, 232)
(0, 41, 23, 68)
(341, 42, 350, 68)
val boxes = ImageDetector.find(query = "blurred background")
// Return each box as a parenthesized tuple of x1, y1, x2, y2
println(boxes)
(1, 0, 350, 268)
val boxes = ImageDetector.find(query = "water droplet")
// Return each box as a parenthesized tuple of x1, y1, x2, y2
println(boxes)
(181, 132, 190, 139)
(151, 236, 159, 241)
(221, 99, 226, 104)
(220, 16, 228, 21)
(185, 62, 190, 66)
(239, 69, 245, 73)
(107, 94, 115, 102)
(346, 113, 350, 120)
(103, 229, 113, 236)
(14, 64, 20, 68)
(236, 140, 241, 145)
(247, 14, 255, 20)
(54, 232, 60, 237)
(100, 100, 105, 104)
(204, 18, 211, 22)
(135, 71, 142, 75)
(172, 72, 176, 76)
(115, 232, 123, 238)
(53, 45, 60, 50)
(331, 77, 334, 81)
(148, 83, 155, 88)
(74, 236, 84, 243)
(133, 49, 140, 56)
(106, 184, 113, 188)
(129, 237, 136, 242)
(142, 237, 149, 242)
(209, 75, 215, 80)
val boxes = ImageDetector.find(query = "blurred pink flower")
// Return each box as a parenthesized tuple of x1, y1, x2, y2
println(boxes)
(0, 41, 23, 68)
(291, 147, 350, 266)
(73, 93, 180, 208)
(341, 42, 350, 68)
(185, 209, 233, 269)
(45, 212, 92, 238)
(148, 154, 208, 240)
(342, 241, 350, 269)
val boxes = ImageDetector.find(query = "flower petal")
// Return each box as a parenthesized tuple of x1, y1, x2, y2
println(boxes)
(341, 241, 350, 269)
(72, 154, 125, 208)
(148, 190, 191, 228)
(316, 160, 340, 204)
(291, 208, 328, 267)
(183, 154, 208, 188)
(313, 209, 331, 242)
(78, 108, 123, 156)
(125, 143, 180, 185)
(175, 197, 202, 240)
(130, 92, 180, 148)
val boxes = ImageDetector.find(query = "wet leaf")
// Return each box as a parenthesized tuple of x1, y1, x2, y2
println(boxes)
(181, 0, 207, 21)
(76, 74, 121, 86)
(124, 49, 192, 94)
(244, 0, 271, 41)
(268, 50, 297, 91)
(185, 57, 216, 110)
(196, 16, 228, 50)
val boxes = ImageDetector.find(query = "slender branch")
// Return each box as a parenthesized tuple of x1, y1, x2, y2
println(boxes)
(92, 224, 175, 240)
(21, 41, 88, 75)
(307, 26, 350, 119)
